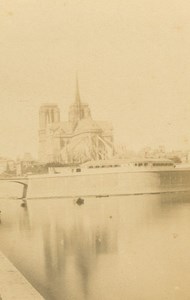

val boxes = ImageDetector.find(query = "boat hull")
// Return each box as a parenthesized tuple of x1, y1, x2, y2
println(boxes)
(27, 169, 190, 199)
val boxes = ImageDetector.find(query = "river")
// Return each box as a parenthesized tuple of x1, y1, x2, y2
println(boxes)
(0, 190, 190, 299)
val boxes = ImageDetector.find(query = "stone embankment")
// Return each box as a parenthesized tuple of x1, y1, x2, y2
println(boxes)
(0, 251, 44, 299)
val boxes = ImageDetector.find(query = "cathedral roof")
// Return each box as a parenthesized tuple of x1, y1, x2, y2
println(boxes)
(59, 122, 73, 134)
(47, 122, 73, 135)
(74, 118, 102, 134)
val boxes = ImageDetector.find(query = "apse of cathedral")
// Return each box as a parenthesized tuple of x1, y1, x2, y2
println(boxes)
(39, 80, 114, 163)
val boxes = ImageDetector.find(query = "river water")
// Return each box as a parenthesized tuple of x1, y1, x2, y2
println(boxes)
(0, 190, 190, 300)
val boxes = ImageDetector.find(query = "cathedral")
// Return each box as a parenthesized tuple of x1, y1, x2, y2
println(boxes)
(39, 80, 114, 164)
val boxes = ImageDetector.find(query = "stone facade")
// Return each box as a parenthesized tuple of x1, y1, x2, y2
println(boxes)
(39, 81, 114, 163)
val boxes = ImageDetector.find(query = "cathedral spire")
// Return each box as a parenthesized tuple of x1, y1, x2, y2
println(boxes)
(75, 73, 83, 120)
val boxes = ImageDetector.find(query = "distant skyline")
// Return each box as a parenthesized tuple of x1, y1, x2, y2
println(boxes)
(1, 0, 190, 159)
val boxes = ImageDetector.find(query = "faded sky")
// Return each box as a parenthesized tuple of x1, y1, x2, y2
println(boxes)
(0, 0, 190, 158)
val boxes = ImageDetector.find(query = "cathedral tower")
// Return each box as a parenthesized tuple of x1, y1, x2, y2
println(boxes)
(39, 104, 60, 162)
(39, 104, 60, 129)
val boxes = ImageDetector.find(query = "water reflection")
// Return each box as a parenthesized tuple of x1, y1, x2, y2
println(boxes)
(40, 200, 118, 300)
(0, 193, 190, 299)
(19, 203, 31, 232)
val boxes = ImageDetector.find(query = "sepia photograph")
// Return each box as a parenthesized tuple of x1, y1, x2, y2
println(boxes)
(0, 0, 190, 299)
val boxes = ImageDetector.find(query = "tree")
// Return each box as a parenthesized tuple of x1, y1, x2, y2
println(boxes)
(169, 156, 182, 164)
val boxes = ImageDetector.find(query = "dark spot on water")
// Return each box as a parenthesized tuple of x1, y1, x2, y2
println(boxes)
(76, 197, 84, 206)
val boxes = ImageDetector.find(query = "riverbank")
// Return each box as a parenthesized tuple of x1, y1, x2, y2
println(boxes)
(0, 251, 44, 300)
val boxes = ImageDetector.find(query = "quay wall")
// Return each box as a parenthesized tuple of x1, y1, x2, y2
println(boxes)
(27, 169, 190, 199)
(0, 250, 44, 299)
(1, 170, 190, 199)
